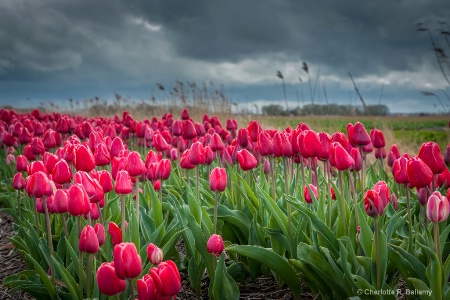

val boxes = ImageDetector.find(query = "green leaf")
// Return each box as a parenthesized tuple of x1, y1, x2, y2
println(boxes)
(226, 245, 302, 299)
(357, 205, 373, 257)
(213, 253, 240, 300)
(419, 242, 442, 300)
(408, 278, 433, 300)
(387, 243, 428, 284)
(52, 256, 81, 300)
(206, 204, 250, 240)
(20, 251, 57, 300)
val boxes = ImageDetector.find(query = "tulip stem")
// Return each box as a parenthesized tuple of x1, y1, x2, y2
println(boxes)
(135, 179, 140, 226)
(115, 295, 120, 300)
(325, 161, 332, 228)
(359, 147, 365, 195)
(270, 157, 277, 201)
(34, 197, 41, 236)
(405, 187, 414, 253)
(78, 217, 83, 296)
(348, 171, 359, 235)
(214, 192, 218, 234)
(62, 214, 68, 238)
(43, 197, 55, 285)
(120, 195, 126, 238)
(96, 202, 104, 225)
(196, 166, 200, 200)
(338, 171, 347, 236)
(374, 218, 381, 290)
(17, 190, 21, 220)
(128, 279, 135, 299)
(434, 222, 441, 265)
(86, 253, 91, 298)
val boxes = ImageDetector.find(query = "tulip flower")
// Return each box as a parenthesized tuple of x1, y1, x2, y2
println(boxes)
(392, 156, 409, 185)
(74, 144, 96, 172)
(12, 173, 26, 190)
(79, 225, 100, 254)
(127, 151, 145, 177)
(94, 223, 105, 247)
(53, 189, 69, 214)
(68, 184, 90, 217)
(147, 243, 163, 265)
(28, 171, 51, 198)
(114, 242, 142, 280)
(364, 189, 384, 218)
(52, 159, 72, 185)
(94, 143, 111, 166)
(369, 128, 385, 148)
(207, 234, 224, 257)
(23, 144, 36, 161)
(347, 122, 371, 147)
(444, 144, 450, 166)
(98, 170, 113, 193)
(237, 149, 257, 171)
(427, 191, 449, 223)
(418, 141, 445, 175)
(16, 155, 28, 172)
(30, 137, 46, 155)
(373, 181, 390, 208)
(114, 170, 133, 195)
(407, 156, 433, 189)
(209, 167, 227, 192)
(350, 147, 362, 172)
(149, 260, 181, 298)
(108, 222, 122, 246)
(237, 128, 250, 148)
(258, 131, 274, 156)
(156, 159, 171, 180)
(110, 137, 125, 158)
(137, 275, 158, 300)
(330, 142, 354, 171)
(303, 184, 318, 204)
(387, 144, 400, 167)
(96, 262, 126, 296)
(182, 120, 197, 140)
(189, 141, 206, 165)
(437, 168, 450, 188)
(28, 160, 47, 175)
(74, 171, 104, 203)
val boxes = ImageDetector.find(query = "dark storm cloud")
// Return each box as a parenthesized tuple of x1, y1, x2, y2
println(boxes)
(0, 0, 449, 112)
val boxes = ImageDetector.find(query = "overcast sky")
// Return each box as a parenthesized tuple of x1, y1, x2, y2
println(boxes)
(1, 0, 450, 114)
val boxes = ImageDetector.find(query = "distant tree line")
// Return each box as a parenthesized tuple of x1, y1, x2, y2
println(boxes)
(261, 104, 389, 116)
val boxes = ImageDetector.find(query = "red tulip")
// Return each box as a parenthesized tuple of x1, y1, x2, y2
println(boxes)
(147, 243, 163, 265)
(180, 149, 195, 169)
(237, 149, 257, 171)
(330, 142, 354, 171)
(364, 189, 385, 217)
(407, 156, 433, 189)
(258, 131, 274, 156)
(52, 159, 72, 185)
(28, 171, 51, 198)
(303, 184, 318, 204)
(418, 142, 445, 175)
(418, 187, 430, 206)
(369, 128, 385, 148)
(94, 223, 105, 247)
(79, 225, 100, 254)
(387, 144, 400, 167)
(153, 133, 170, 152)
(28, 160, 47, 175)
(347, 122, 371, 147)
(182, 120, 197, 140)
(43, 130, 57, 149)
(12, 173, 26, 190)
(137, 275, 158, 300)
(56, 117, 69, 134)
(114, 242, 142, 279)
(375, 148, 386, 159)
(98, 170, 112, 193)
(373, 181, 390, 207)
(23, 144, 36, 161)
(156, 159, 171, 180)
(317, 132, 332, 161)
(30, 137, 46, 155)
(127, 151, 145, 177)
(94, 143, 111, 166)
(74, 171, 104, 203)
(209, 167, 227, 192)
(189, 141, 206, 165)
(153, 180, 161, 191)
(114, 170, 133, 195)
(392, 156, 409, 185)
(207, 234, 224, 257)
(53, 189, 69, 214)
(110, 137, 125, 158)
(444, 144, 450, 166)
(108, 222, 122, 246)
(427, 191, 449, 223)
(16, 155, 28, 172)
(172, 119, 183, 137)
(437, 168, 450, 188)
(299, 130, 321, 158)
(181, 108, 190, 120)
(96, 262, 126, 296)
(149, 260, 181, 297)
(74, 144, 95, 172)
(247, 120, 262, 143)
(331, 132, 349, 152)
(36, 197, 55, 214)
(68, 184, 90, 216)
(111, 156, 128, 180)
(18, 127, 32, 144)
(350, 147, 362, 171)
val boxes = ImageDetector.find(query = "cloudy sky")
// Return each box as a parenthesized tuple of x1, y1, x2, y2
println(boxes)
(1, 0, 450, 114)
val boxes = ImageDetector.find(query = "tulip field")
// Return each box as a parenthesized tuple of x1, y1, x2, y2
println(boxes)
(0, 107, 450, 300)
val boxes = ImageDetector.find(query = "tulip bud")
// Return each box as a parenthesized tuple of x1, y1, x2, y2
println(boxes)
(364, 189, 385, 217)
(68, 184, 90, 216)
(369, 128, 385, 148)
(209, 167, 227, 192)
(96, 262, 126, 296)
(387, 144, 400, 167)
(407, 157, 433, 189)
(94, 143, 111, 166)
(237, 149, 257, 171)
(28, 171, 50, 198)
(114, 242, 142, 279)
(114, 170, 133, 195)
(110, 137, 124, 158)
(137, 275, 158, 300)
(258, 131, 274, 156)
(207, 234, 224, 257)
(437, 168, 450, 188)
(30, 137, 46, 155)
(127, 151, 145, 177)
(350, 147, 362, 171)
(347, 122, 371, 147)
(303, 184, 318, 204)
(52, 159, 72, 185)
(392, 156, 409, 185)
(74, 144, 95, 172)
(180, 149, 195, 169)
(418, 142, 445, 174)
(98, 170, 113, 193)
(426, 191, 449, 223)
(108, 222, 122, 246)
(147, 243, 163, 265)
(74, 171, 104, 203)
(330, 142, 354, 171)
(189, 141, 206, 165)
(23, 144, 36, 161)
(149, 260, 181, 298)
(391, 192, 398, 211)
(12, 173, 26, 190)
(79, 225, 100, 254)
(418, 187, 430, 206)
(182, 120, 197, 140)
(53, 189, 69, 214)
(373, 181, 390, 208)
(94, 223, 105, 247)
(444, 144, 450, 166)
(317, 132, 332, 161)
(28, 160, 47, 175)
(16, 155, 29, 172)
